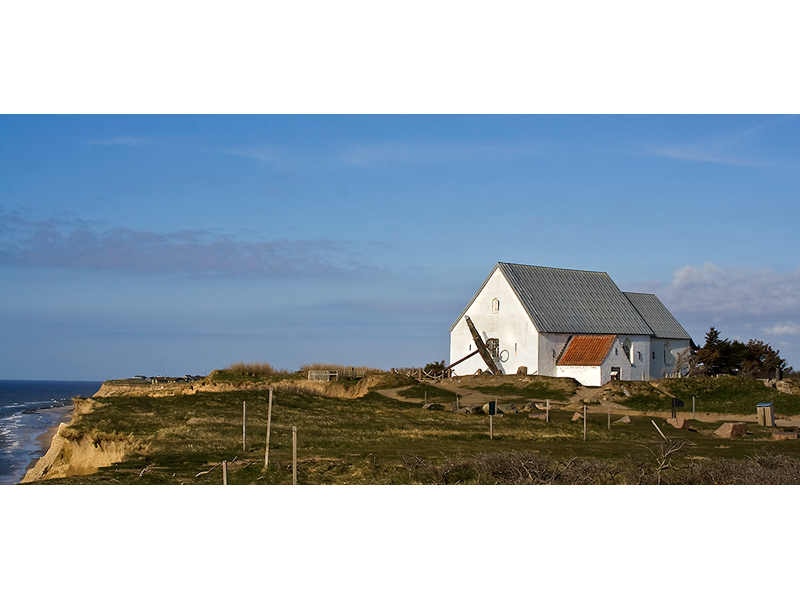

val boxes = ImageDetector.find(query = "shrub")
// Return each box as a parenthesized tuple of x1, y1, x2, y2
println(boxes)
(227, 362, 280, 377)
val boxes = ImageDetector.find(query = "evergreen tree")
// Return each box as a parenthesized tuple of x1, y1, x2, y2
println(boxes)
(695, 326, 788, 377)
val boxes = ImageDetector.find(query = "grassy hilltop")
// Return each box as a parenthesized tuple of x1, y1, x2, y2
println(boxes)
(26, 366, 800, 485)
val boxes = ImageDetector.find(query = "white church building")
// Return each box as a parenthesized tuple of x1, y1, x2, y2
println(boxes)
(449, 262, 692, 386)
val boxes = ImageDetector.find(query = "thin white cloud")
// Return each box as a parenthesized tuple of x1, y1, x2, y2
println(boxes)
(340, 142, 537, 167)
(85, 136, 151, 146)
(641, 116, 796, 168)
(0, 213, 374, 278)
(763, 322, 800, 336)
(223, 146, 284, 163)
(642, 144, 783, 167)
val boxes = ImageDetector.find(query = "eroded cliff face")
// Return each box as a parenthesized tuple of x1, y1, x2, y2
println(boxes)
(21, 397, 148, 483)
(93, 374, 390, 399)
(93, 380, 197, 398)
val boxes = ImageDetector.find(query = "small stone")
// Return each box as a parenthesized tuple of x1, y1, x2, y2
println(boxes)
(422, 403, 443, 411)
(613, 415, 634, 425)
(666, 418, 691, 430)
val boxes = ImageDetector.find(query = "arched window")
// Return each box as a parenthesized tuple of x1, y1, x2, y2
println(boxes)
(663, 342, 672, 365)
(491, 298, 500, 313)
(623, 338, 632, 362)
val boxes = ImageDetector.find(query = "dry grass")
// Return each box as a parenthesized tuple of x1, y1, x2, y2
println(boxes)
(300, 363, 384, 375)
(227, 362, 289, 377)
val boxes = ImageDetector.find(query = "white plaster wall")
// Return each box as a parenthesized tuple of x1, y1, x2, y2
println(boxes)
(649, 338, 691, 379)
(600, 338, 633, 384)
(449, 269, 539, 375)
(538, 332, 571, 376)
(617, 335, 651, 381)
(557, 365, 602, 386)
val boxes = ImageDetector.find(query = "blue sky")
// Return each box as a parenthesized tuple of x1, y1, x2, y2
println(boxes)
(2, 114, 799, 379)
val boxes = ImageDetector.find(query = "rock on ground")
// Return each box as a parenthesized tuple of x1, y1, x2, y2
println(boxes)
(613, 415, 634, 425)
(666, 417, 691, 430)
(714, 422, 748, 438)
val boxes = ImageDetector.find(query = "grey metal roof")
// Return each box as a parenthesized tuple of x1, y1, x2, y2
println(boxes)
(499, 263, 654, 335)
(450, 262, 656, 335)
(623, 292, 691, 340)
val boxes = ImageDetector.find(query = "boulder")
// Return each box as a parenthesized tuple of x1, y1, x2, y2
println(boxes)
(571, 411, 585, 422)
(772, 431, 799, 440)
(613, 415, 634, 425)
(466, 405, 482, 414)
(666, 418, 691, 430)
(528, 412, 547, 420)
(714, 422, 748, 438)
(422, 403, 444, 411)
(522, 401, 537, 412)
(482, 403, 504, 415)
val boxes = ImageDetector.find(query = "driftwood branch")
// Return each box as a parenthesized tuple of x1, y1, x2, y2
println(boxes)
(195, 456, 238, 478)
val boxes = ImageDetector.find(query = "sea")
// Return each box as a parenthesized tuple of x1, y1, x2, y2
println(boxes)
(0, 380, 103, 485)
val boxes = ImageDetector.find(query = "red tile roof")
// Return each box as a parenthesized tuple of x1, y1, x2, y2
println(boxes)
(557, 335, 617, 366)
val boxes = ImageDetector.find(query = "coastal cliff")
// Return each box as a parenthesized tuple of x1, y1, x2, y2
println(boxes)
(21, 397, 147, 483)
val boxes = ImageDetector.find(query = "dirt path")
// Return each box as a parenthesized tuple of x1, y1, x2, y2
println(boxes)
(374, 387, 418, 403)
(432, 380, 531, 407)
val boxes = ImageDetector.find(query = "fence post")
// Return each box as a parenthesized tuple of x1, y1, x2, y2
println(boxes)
(242, 400, 247, 452)
(223, 460, 228, 485)
(292, 426, 298, 485)
(264, 388, 274, 468)
(546, 399, 550, 422)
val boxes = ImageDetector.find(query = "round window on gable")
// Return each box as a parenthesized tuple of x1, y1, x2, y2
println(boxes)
(491, 298, 500, 313)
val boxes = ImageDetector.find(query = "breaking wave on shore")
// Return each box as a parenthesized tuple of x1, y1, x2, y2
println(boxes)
(0, 380, 102, 484)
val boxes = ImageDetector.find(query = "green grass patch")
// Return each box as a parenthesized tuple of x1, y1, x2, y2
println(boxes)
(611, 377, 800, 416)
